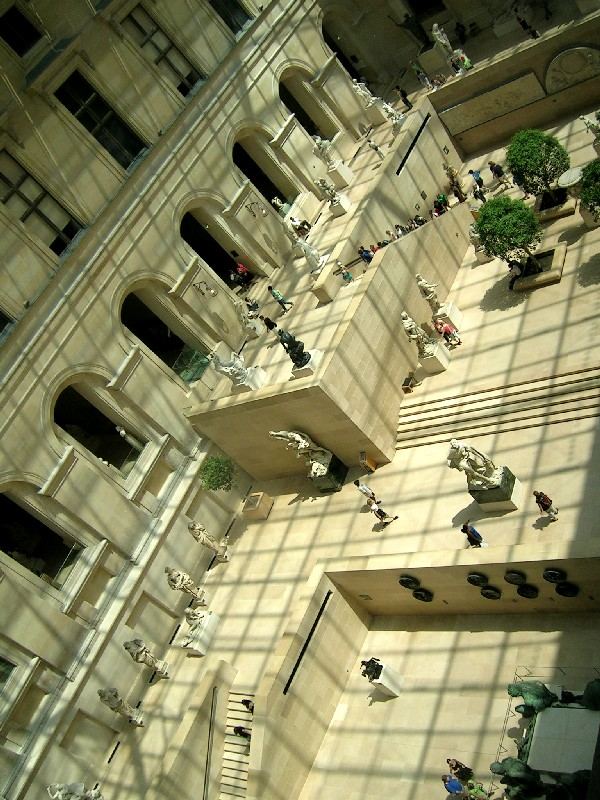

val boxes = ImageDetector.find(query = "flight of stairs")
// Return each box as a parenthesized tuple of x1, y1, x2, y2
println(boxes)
(218, 691, 254, 800)
(396, 366, 600, 449)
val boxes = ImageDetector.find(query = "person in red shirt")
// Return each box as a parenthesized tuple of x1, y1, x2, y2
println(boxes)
(235, 262, 252, 285)
(434, 318, 462, 346)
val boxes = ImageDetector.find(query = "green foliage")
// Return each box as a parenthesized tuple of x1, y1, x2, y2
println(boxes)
(580, 159, 600, 221)
(474, 196, 542, 262)
(199, 455, 236, 491)
(506, 129, 570, 195)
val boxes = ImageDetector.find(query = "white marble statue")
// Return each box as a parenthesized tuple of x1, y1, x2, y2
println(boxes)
(271, 196, 284, 210)
(314, 177, 339, 204)
(580, 111, 600, 142)
(188, 520, 230, 562)
(269, 429, 332, 478)
(352, 78, 377, 107)
(443, 161, 464, 189)
(313, 135, 335, 167)
(164, 566, 206, 604)
(447, 438, 499, 488)
(432, 23, 453, 56)
(415, 273, 441, 313)
(47, 785, 103, 800)
(179, 606, 207, 647)
(400, 311, 437, 359)
(210, 349, 251, 386)
(297, 238, 323, 273)
(123, 638, 169, 679)
(97, 688, 144, 726)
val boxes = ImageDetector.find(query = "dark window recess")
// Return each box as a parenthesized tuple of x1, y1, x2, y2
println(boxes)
(54, 384, 145, 475)
(0, 6, 43, 56)
(232, 142, 291, 205)
(0, 150, 82, 255)
(180, 213, 238, 285)
(279, 83, 319, 137)
(0, 308, 15, 345)
(55, 71, 146, 169)
(121, 293, 210, 382)
(208, 0, 251, 35)
(0, 494, 82, 587)
(0, 656, 16, 687)
(122, 5, 205, 96)
(321, 27, 361, 80)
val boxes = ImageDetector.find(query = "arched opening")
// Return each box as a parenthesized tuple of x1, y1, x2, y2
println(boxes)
(322, 23, 362, 80)
(279, 71, 339, 140)
(207, 0, 252, 35)
(180, 211, 255, 287)
(232, 134, 298, 206)
(121, 289, 211, 383)
(0, 492, 83, 588)
(54, 384, 146, 476)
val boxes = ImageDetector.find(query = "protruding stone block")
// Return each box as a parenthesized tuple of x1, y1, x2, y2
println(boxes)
(290, 349, 323, 379)
(243, 491, 274, 520)
(327, 160, 354, 188)
(231, 366, 268, 393)
(365, 102, 388, 126)
(330, 194, 351, 217)
(371, 664, 403, 697)
(419, 342, 450, 374)
(469, 467, 523, 511)
(174, 611, 220, 656)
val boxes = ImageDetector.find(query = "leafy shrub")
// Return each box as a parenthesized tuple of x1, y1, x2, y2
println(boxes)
(507, 129, 570, 197)
(474, 196, 542, 264)
(580, 159, 600, 221)
(199, 455, 236, 491)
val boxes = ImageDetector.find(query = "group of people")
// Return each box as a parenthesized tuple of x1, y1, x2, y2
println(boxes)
(353, 480, 398, 527)
(459, 490, 558, 548)
(442, 757, 489, 798)
(233, 697, 254, 741)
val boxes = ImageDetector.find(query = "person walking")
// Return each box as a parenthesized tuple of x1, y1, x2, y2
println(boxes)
(259, 314, 278, 332)
(442, 774, 465, 795)
(395, 86, 413, 110)
(267, 285, 293, 313)
(233, 726, 251, 740)
(366, 138, 385, 159)
(488, 161, 511, 189)
(533, 490, 559, 521)
(460, 521, 485, 547)
(468, 168, 484, 188)
(354, 479, 377, 503)
(367, 498, 398, 527)
(357, 246, 374, 265)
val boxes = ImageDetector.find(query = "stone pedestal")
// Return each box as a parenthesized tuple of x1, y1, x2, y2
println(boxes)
(243, 491, 274, 520)
(175, 611, 220, 656)
(311, 453, 348, 493)
(231, 366, 267, 393)
(434, 302, 463, 331)
(371, 664, 403, 697)
(290, 349, 323, 379)
(330, 194, 351, 217)
(327, 160, 354, 189)
(475, 248, 493, 264)
(245, 318, 266, 339)
(365, 102, 388, 126)
(128, 708, 144, 727)
(419, 342, 450, 375)
(469, 467, 523, 511)
(291, 191, 320, 222)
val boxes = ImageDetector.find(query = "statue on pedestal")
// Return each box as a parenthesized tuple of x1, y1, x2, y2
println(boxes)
(360, 657, 383, 682)
(351, 78, 376, 107)
(47, 785, 103, 800)
(447, 439, 499, 488)
(97, 687, 144, 727)
(580, 111, 600, 143)
(179, 606, 207, 647)
(297, 238, 323, 273)
(490, 757, 544, 799)
(123, 639, 169, 679)
(269, 430, 332, 478)
(313, 135, 335, 167)
(443, 161, 464, 188)
(432, 23, 453, 56)
(314, 177, 339, 204)
(164, 566, 206, 605)
(210, 350, 250, 386)
(507, 681, 558, 716)
(188, 520, 230, 562)
(277, 329, 311, 368)
(415, 274, 442, 313)
(400, 311, 437, 359)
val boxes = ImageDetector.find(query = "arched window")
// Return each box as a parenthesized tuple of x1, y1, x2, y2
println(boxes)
(0, 492, 83, 588)
(232, 133, 298, 206)
(279, 71, 339, 140)
(54, 383, 147, 476)
(207, 0, 252, 35)
(181, 213, 240, 286)
(121, 289, 211, 383)
(322, 23, 362, 80)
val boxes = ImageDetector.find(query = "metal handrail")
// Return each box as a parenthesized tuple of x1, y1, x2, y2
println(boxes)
(202, 686, 219, 800)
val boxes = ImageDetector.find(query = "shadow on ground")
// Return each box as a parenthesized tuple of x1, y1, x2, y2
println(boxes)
(479, 274, 529, 311)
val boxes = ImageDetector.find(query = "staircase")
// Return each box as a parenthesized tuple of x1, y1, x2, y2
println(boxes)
(396, 366, 600, 449)
(218, 691, 254, 800)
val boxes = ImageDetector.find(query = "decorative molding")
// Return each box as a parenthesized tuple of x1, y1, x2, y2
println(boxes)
(311, 54, 338, 88)
(107, 345, 143, 391)
(39, 446, 78, 498)
(270, 114, 296, 149)
(545, 46, 600, 94)
(223, 179, 256, 218)
(126, 433, 171, 506)
(169, 255, 201, 299)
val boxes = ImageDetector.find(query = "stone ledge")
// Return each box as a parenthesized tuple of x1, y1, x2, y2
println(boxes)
(514, 242, 567, 291)
(535, 196, 577, 223)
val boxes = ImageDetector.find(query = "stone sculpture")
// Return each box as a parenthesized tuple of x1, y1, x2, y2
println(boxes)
(179, 606, 206, 647)
(400, 311, 437, 359)
(97, 687, 144, 727)
(164, 566, 206, 605)
(490, 757, 544, 800)
(360, 657, 383, 682)
(415, 273, 441, 313)
(351, 78, 376, 106)
(269, 429, 332, 478)
(443, 161, 464, 190)
(580, 111, 600, 142)
(468, 223, 483, 249)
(297, 238, 323, 273)
(188, 520, 230, 562)
(47, 785, 103, 800)
(314, 177, 339, 204)
(277, 329, 311, 368)
(123, 638, 169, 679)
(447, 439, 498, 488)
(210, 350, 250, 386)
(432, 22, 453, 56)
(507, 681, 559, 716)
(313, 135, 335, 167)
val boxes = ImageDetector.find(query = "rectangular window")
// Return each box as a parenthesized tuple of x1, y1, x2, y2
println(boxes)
(0, 656, 16, 688)
(0, 308, 15, 345)
(122, 5, 205, 97)
(208, 0, 251, 35)
(0, 150, 82, 256)
(54, 71, 146, 169)
(0, 6, 43, 56)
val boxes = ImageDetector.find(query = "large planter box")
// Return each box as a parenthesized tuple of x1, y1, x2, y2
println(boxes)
(514, 243, 567, 291)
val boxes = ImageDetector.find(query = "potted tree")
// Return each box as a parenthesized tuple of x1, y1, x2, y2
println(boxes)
(506, 129, 572, 221)
(198, 455, 236, 491)
(579, 158, 600, 229)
